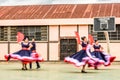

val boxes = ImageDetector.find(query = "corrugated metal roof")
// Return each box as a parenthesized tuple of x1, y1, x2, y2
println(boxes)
(0, 3, 120, 19)
(0, 0, 120, 6)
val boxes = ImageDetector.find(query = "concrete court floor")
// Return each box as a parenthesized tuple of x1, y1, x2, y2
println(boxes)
(0, 62, 120, 80)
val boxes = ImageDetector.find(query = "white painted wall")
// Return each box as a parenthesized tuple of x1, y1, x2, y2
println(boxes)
(78, 25, 88, 50)
(36, 43, 48, 60)
(0, 18, 120, 26)
(49, 25, 59, 41)
(49, 43, 59, 60)
(60, 25, 77, 37)
(10, 43, 21, 53)
(100, 43, 120, 61)
(0, 43, 8, 60)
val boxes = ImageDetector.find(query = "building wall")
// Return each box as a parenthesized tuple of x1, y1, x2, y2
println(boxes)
(0, 25, 119, 61)
(78, 25, 88, 50)
(10, 43, 21, 53)
(100, 43, 120, 61)
(49, 43, 59, 60)
(49, 25, 59, 60)
(49, 25, 59, 41)
(60, 25, 77, 37)
(36, 43, 48, 60)
(0, 43, 8, 60)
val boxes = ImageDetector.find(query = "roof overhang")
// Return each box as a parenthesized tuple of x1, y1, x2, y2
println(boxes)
(0, 18, 120, 26)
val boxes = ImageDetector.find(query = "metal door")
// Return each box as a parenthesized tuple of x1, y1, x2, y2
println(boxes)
(60, 39, 77, 60)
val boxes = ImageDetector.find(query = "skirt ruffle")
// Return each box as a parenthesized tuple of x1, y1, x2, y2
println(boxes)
(31, 52, 44, 62)
(89, 51, 116, 67)
(104, 55, 116, 66)
(64, 50, 97, 67)
(4, 50, 44, 62)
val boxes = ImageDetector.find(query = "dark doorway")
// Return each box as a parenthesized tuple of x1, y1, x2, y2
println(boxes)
(60, 39, 77, 60)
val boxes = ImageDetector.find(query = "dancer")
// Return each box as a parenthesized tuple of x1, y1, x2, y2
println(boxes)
(5, 36, 33, 70)
(29, 38, 43, 69)
(90, 40, 116, 69)
(64, 36, 97, 73)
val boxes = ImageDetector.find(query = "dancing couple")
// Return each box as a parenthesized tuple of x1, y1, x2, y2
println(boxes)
(64, 32, 116, 73)
(4, 32, 44, 70)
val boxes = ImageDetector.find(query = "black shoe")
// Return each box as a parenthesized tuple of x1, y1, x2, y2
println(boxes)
(81, 70, 87, 73)
(25, 67, 28, 70)
(36, 66, 40, 69)
(22, 68, 25, 70)
(25, 68, 28, 70)
(29, 66, 32, 69)
(29, 62, 32, 69)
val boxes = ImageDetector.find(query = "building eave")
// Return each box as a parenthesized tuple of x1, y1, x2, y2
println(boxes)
(0, 18, 119, 26)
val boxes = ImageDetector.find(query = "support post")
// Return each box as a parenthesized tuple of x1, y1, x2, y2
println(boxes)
(104, 31, 110, 55)
(8, 27, 11, 54)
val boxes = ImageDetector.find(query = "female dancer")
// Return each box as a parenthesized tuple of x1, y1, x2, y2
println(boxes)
(29, 38, 44, 69)
(5, 36, 33, 70)
(90, 40, 116, 69)
(64, 36, 96, 73)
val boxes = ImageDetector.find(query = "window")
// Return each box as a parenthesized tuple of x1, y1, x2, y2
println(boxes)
(0, 26, 48, 41)
(89, 25, 120, 41)
(0, 27, 8, 41)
